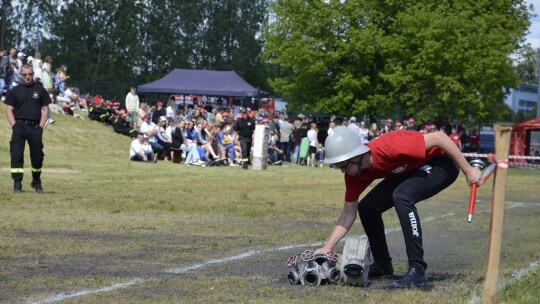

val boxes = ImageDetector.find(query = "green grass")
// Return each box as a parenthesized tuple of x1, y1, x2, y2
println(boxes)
(0, 104, 539, 303)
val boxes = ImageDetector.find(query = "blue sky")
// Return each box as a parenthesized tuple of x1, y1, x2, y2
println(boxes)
(526, 0, 540, 47)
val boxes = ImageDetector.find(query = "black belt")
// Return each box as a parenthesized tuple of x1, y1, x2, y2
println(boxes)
(16, 119, 40, 126)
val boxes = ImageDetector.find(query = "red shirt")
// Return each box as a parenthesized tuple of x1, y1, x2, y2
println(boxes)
(344, 131, 445, 202)
(449, 133, 461, 147)
(469, 133, 479, 146)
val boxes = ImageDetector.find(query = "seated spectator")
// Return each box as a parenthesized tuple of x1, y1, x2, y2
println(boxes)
(100, 100, 115, 125)
(139, 113, 164, 156)
(209, 125, 223, 159)
(217, 125, 237, 166)
(54, 65, 70, 94)
(156, 116, 171, 159)
(368, 122, 380, 141)
(152, 101, 166, 124)
(141, 137, 156, 161)
(130, 132, 156, 163)
(113, 109, 138, 138)
(165, 118, 175, 157)
(170, 120, 204, 166)
(56, 93, 77, 115)
(268, 130, 283, 165)
(185, 121, 196, 140)
(136, 102, 147, 128)
(194, 122, 220, 159)
(231, 128, 243, 164)
(88, 97, 107, 121)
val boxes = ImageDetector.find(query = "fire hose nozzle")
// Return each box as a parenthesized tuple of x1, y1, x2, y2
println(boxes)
(467, 159, 485, 223)
(470, 159, 486, 170)
(286, 250, 340, 286)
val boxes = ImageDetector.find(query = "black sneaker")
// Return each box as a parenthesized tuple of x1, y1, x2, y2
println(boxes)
(31, 181, 44, 193)
(13, 181, 22, 193)
(368, 261, 394, 278)
(391, 267, 428, 288)
(242, 163, 248, 169)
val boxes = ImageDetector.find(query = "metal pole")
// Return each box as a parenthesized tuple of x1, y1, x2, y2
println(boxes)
(482, 124, 512, 304)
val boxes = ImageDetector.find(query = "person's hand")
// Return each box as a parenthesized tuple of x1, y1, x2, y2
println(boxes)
(465, 166, 482, 186)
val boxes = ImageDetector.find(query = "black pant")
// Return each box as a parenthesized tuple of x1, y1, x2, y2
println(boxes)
(157, 139, 171, 157)
(357, 156, 459, 271)
(280, 141, 292, 162)
(239, 136, 252, 163)
(114, 127, 137, 138)
(10, 122, 45, 183)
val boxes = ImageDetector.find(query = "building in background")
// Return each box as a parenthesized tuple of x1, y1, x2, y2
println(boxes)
(503, 84, 539, 116)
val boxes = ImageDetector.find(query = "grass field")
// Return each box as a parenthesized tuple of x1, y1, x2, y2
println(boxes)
(0, 105, 539, 304)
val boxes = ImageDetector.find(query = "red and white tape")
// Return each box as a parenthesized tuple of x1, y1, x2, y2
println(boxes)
(462, 153, 540, 160)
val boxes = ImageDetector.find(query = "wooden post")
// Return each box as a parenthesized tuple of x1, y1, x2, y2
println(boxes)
(482, 125, 512, 304)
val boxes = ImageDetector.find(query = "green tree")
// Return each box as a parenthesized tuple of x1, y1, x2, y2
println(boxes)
(514, 45, 538, 85)
(3, 0, 272, 95)
(135, 0, 203, 81)
(1, 0, 56, 53)
(262, 0, 532, 124)
(193, 0, 269, 90)
(39, 0, 145, 85)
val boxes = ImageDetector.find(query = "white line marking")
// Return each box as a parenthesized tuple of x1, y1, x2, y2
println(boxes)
(467, 260, 540, 304)
(31, 278, 148, 304)
(29, 204, 537, 303)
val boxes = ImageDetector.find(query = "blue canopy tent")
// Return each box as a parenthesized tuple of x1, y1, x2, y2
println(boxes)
(137, 69, 259, 97)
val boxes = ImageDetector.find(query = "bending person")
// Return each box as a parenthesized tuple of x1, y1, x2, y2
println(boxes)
(315, 126, 481, 289)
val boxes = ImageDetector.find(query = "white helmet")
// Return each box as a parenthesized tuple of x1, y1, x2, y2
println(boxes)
(324, 126, 370, 164)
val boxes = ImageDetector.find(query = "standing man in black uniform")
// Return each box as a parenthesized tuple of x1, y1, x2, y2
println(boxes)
(234, 108, 255, 169)
(5, 64, 51, 193)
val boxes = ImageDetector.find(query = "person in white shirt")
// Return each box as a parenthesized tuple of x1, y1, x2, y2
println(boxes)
(31, 52, 43, 82)
(359, 121, 369, 143)
(125, 87, 140, 127)
(130, 133, 156, 162)
(63, 86, 88, 111)
(139, 113, 164, 156)
(347, 116, 361, 138)
(141, 137, 154, 156)
(327, 122, 336, 137)
(307, 122, 318, 167)
(166, 99, 175, 120)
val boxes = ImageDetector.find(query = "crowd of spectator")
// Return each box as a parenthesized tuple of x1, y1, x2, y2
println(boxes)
(64, 87, 489, 167)
(115, 91, 258, 166)
(1, 47, 89, 126)
(120, 101, 485, 167)
(332, 116, 482, 154)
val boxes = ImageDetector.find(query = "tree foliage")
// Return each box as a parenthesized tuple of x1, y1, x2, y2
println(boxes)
(514, 45, 539, 85)
(262, 0, 532, 124)
(0, 0, 270, 91)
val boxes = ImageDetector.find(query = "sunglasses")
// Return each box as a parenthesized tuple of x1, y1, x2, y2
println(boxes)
(22, 73, 34, 77)
(334, 154, 364, 173)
